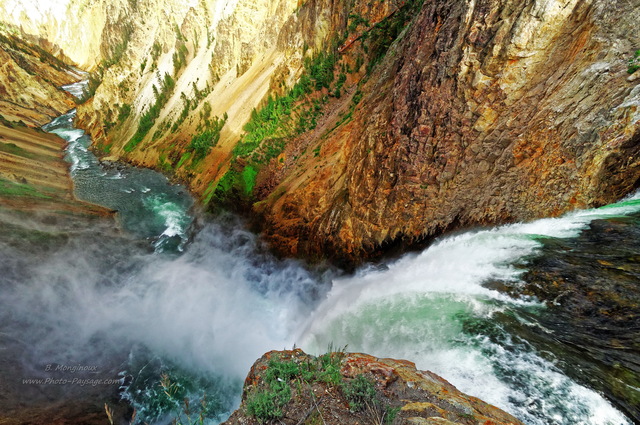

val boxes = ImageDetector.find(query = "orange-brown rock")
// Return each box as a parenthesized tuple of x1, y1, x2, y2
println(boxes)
(255, 0, 640, 264)
(223, 349, 524, 425)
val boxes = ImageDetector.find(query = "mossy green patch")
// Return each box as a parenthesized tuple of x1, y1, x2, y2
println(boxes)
(176, 151, 192, 169)
(241, 165, 258, 195)
(0, 142, 31, 158)
(0, 178, 51, 199)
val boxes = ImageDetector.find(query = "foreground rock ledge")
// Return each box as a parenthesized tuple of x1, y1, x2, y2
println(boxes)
(224, 349, 523, 425)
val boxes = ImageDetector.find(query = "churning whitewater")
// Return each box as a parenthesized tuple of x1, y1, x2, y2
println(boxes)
(299, 196, 640, 425)
(3, 188, 638, 424)
(1, 95, 636, 424)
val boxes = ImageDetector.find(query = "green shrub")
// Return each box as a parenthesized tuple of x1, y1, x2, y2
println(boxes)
(173, 41, 189, 75)
(343, 374, 377, 412)
(176, 151, 192, 168)
(628, 50, 640, 74)
(244, 352, 348, 422)
(316, 362, 341, 385)
(188, 115, 226, 159)
(246, 381, 290, 421)
(117, 103, 131, 123)
(246, 357, 301, 422)
(172, 92, 191, 131)
(385, 406, 401, 424)
(307, 51, 336, 90)
(348, 13, 370, 32)
(241, 165, 258, 195)
(151, 41, 162, 69)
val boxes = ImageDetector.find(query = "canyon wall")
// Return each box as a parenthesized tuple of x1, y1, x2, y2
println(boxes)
(0, 28, 78, 126)
(5, 0, 640, 265)
(0, 28, 112, 219)
(255, 0, 640, 264)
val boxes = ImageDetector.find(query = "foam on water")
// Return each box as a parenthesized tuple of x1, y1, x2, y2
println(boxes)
(61, 80, 89, 100)
(297, 194, 640, 424)
(143, 194, 192, 251)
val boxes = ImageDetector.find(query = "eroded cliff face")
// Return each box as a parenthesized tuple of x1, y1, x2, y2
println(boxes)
(0, 0, 114, 69)
(224, 349, 524, 425)
(71, 0, 325, 193)
(0, 27, 78, 126)
(254, 0, 640, 263)
(6, 0, 640, 265)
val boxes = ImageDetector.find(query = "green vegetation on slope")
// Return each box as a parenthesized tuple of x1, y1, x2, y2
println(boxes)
(188, 113, 227, 160)
(209, 52, 340, 204)
(245, 350, 400, 424)
(0, 178, 51, 199)
(207, 0, 423, 207)
(124, 73, 176, 152)
(629, 49, 640, 74)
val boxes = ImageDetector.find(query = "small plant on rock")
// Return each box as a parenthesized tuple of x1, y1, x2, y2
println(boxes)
(343, 374, 377, 412)
(628, 49, 640, 74)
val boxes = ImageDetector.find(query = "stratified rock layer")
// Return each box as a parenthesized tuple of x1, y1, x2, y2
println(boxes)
(223, 349, 524, 425)
(257, 0, 640, 263)
(0, 30, 78, 126)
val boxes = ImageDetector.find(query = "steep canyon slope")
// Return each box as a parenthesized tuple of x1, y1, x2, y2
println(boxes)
(0, 27, 111, 218)
(254, 0, 640, 263)
(4, 0, 640, 264)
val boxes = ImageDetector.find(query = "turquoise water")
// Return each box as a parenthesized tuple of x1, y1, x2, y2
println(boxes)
(43, 109, 193, 252)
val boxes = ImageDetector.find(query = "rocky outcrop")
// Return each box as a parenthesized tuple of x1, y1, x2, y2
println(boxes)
(224, 349, 523, 425)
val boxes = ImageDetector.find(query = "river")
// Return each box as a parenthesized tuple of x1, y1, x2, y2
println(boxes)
(0, 83, 637, 424)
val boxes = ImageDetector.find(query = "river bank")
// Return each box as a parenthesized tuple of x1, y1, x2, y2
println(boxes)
(0, 121, 113, 219)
